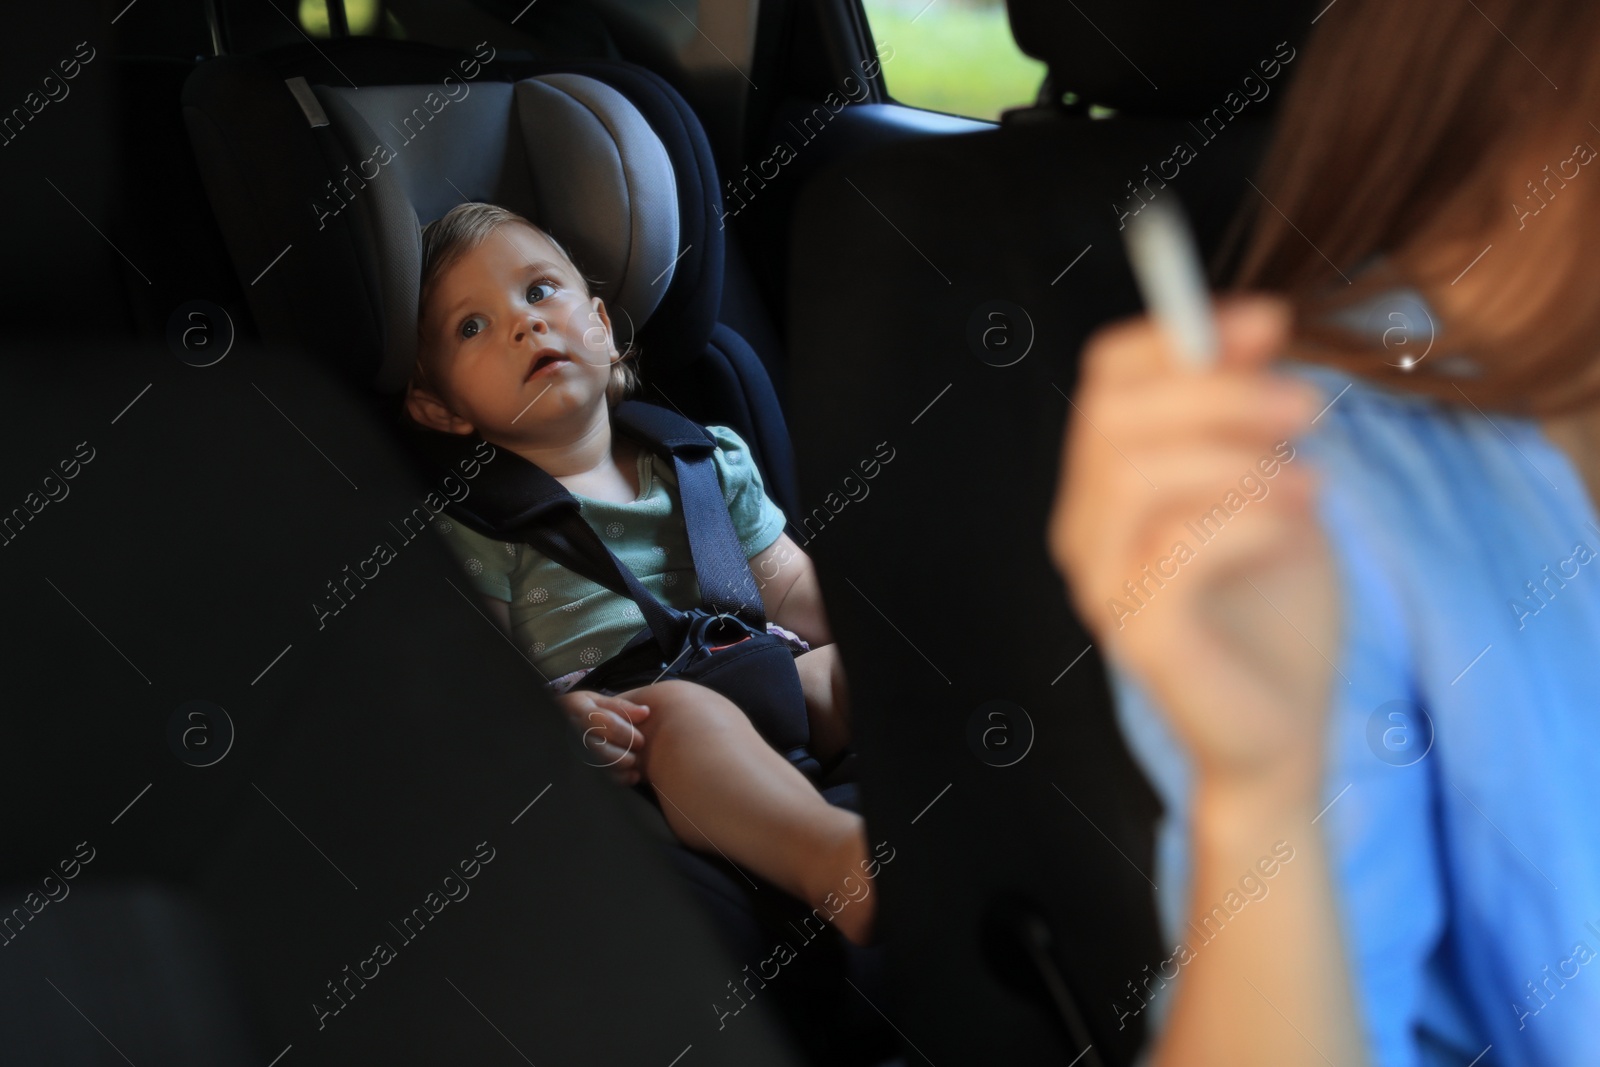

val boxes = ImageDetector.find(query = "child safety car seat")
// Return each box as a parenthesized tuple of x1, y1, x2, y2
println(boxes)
(184, 35, 891, 1066)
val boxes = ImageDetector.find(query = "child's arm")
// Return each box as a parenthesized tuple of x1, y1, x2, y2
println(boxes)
(749, 534, 854, 759)
(748, 533, 832, 647)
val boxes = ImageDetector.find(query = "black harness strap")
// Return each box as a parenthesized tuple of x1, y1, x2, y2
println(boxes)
(611, 402, 766, 626)
(395, 400, 769, 662)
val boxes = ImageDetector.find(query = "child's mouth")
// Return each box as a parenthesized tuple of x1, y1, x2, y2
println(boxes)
(528, 351, 570, 378)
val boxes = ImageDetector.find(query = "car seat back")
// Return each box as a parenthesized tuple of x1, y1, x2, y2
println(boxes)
(784, 1, 1314, 1064)
(0, 5, 121, 337)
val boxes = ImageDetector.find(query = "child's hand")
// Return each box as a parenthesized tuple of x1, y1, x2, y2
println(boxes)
(554, 691, 651, 787)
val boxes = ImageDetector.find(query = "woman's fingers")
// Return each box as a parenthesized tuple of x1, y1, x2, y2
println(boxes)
(1054, 436, 1312, 599)
(1112, 444, 1308, 502)
(1053, 303, 1310, 586)
(1079, 374, 1320, 448)
(1059, 433, 1316, 631)
(1213, 296, 1295, 371)
(1084, 485, 1315, 629)
(1080, 295, 1290, 387)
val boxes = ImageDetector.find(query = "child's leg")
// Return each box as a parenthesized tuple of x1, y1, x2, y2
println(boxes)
(793, 643, 852, 766)
(616, 677, 875, 945)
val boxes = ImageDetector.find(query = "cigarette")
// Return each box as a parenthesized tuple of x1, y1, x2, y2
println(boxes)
(1122, 197, 1219, 368)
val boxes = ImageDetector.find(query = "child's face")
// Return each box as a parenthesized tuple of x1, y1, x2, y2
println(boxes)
(410, 222, 615, 442)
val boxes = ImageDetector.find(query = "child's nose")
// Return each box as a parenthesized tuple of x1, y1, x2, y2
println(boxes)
(511, 312, 547, 344)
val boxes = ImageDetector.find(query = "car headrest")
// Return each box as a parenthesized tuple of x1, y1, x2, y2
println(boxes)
(1003, 0, 1316, 115)
(314, 72, 679, 392)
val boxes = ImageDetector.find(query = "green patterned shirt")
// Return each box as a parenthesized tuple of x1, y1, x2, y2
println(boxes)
(433, 424, 787, 685)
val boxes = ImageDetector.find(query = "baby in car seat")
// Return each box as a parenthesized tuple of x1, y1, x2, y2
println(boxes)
(403, 202, 881, 944)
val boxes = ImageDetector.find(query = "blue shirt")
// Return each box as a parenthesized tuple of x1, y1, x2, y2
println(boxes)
(1113, 326, 1600, 1064)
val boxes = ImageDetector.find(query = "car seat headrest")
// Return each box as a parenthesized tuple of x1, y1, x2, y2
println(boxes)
(1003, 0, 1315, 116)
(314, 72, 679, 392)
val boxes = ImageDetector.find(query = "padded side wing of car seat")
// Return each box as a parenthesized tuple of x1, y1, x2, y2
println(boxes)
(549, 60, 728, 371)
(514, 74, 681, 353)
(312, 81, 520, 391)
(696, 321, 802, 522)
(542, 62, 802, 522)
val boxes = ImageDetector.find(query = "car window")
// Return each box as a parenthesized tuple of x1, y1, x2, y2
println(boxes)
(299, 0, 406, 37)
(859, 0, 1047, 122)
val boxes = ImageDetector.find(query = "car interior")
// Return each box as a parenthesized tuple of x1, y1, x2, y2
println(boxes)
(2, 0, 1313, 1063)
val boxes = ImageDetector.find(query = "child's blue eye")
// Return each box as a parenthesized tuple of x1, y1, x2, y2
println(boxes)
(454, 283, 555, 340)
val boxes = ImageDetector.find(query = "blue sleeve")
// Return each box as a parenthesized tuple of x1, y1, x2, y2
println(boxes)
(1111, 396, 1452, 1064)
(705, 424, 787, 558)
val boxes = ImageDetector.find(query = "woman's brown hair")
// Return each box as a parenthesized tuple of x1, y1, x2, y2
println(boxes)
(1227, 0, 1600, 416)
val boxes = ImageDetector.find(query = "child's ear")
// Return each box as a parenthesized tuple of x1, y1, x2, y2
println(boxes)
(405, 380, 476, 435)
(584, 296, 616, 358)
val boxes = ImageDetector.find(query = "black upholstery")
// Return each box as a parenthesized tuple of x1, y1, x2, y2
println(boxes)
(0, 11, 820, 1064)
(0, 338, 808, 1066)
(1005, 0, 1314, 114)
(0, 885, 258, 1065)
(0, 6, 122, 335)
(785, 2, 1316, 1064)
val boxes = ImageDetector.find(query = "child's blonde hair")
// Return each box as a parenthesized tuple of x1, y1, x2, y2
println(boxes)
(412, 202, 641, 407)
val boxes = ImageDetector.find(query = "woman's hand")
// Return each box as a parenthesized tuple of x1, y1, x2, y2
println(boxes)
(1048, 296, 1340, 798)
(554, 690, 651, 787)
(1051, 298, 1368, 1067)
